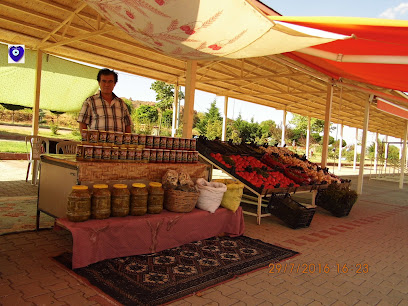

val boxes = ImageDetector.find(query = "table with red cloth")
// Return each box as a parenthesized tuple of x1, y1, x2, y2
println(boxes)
(55, 207, 245, 269)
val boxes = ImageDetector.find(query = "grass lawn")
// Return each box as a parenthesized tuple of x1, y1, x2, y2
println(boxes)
(0, 140, 28, 153)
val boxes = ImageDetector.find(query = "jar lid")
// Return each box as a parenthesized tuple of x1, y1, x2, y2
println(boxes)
(72, 185, 88, 190)
(149, 182, 162, 188)
(113, 184, 128, 189)
(93, 184, 108, 189)
(132, 183, 146, 188)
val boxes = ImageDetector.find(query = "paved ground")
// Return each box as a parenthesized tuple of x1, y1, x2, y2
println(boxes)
(1, 160, 408, 305)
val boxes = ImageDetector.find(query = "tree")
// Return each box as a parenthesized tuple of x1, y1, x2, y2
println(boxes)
(289, 114, 329, 143)
(231, 115, 263, 143)
(150, 81, 185, 111)
(161, 109, 173, 127)
(195, 100, 223, 136)
(135, 105, 158, 123)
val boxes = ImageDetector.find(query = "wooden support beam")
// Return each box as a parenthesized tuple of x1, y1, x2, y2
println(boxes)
(357, 96, 372, 195)
(321, 82, 334, 168)
(182, 61, 197, 138)
(222, 96, 228, 141)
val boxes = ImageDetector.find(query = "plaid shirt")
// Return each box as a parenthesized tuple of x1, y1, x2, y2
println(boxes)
(77, 91, 132, 132)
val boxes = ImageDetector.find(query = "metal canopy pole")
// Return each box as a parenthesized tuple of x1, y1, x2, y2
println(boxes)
(182, 61, 197, 139)
(384, 135, 389, 173)
(321, 81, 334, 169)
(353, 128, 358, 170)
(222, 96, 228, 141)
(399, 121, 408, 189)
(338, 122, 343, 171)
(306, 116, 311, 159)
(374, 131, 379, 173)
(281, 107, 286, 146)
(171, 79, 179, 137)
(357, 96, 372, 195)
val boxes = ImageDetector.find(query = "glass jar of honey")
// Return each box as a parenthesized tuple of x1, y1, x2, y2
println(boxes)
(147, 182, 164, 214)
(130, 183, 148, 216)
(111, 184, 130, 217)
(91, 184, 111, 219)
(67, 185, 91, 222)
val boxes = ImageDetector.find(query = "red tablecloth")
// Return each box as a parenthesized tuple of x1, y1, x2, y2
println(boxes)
(56, 207, 245, 268)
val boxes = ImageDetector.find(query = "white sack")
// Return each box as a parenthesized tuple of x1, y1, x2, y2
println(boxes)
(196, 178, 227, 213)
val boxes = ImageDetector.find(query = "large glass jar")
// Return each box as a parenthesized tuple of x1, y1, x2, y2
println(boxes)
(91, 184, 111, 219)
(67, 185, 91, 222)
(148, 182, 164, 214)
(130, 183, 148, 216)
(111, 184, 130, 217)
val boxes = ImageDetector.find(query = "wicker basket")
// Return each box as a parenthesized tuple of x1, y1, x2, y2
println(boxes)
(164, 189, 200, 213)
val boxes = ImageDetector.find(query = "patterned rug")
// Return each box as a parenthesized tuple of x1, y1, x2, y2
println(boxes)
(0, 196, 55, 235)
(54, 235, 298, 306)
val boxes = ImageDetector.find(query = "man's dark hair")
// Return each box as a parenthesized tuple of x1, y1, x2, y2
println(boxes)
(97, 68, 118, 83)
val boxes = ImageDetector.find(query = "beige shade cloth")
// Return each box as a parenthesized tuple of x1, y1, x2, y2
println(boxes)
(83, 0, 345, 60)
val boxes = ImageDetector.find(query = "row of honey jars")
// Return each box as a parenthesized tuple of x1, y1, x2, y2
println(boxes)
(76, 144, 199, 163)
(81, 130, 196, 151)
(66, 183, 164, 222)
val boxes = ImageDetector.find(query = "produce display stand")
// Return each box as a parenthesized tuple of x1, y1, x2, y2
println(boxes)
(199, 153, 323, 225)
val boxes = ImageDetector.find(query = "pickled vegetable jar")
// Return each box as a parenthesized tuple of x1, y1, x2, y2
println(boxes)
(130, 183, 148, 216)
(91, 184, 111, 219)
(67, 185, 91, 222)
(147, 182, 164, 214)
(111, 184, 130, 217)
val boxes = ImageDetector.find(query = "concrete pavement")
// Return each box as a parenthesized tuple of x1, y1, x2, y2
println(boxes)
(0, 160, 407, 305)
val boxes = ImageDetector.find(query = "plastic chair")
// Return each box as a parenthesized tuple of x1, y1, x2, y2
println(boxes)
(56, 140, 79, 154)
(25, 136, 49, 184)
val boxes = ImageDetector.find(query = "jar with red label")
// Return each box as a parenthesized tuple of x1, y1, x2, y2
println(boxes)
(166, 137, 173, 150)
(88, 130, 99, 145)
(182, 151, 188, 163)
(159, 136, 167, 149)
(153, 136, 160, 149)
(119, 147, 128, 161)
(185, 138, 191, 151)
(102, 146, 111, 161)
(169, 150, 176, 163)
(176, 150, 183, 163)
(163, 150, 170, 163)
(93, 146, 103, 161)
(190, 138, 197, 151)
(173, 137, 179, 150)
(83, 145, 94, 161)
(139, 135, 146, 146)
(106, 131, 115, 146)
(187, 151, 193, 163)
(146, 135, 153, 148)
(80, 130, 88, 144)
(111, 146, 119, 161)
(114, 132, 124, 146)
(156, 149, 163, 163)
(193, 151, 199, 163)
(131, 134, 139, 146)
(142, 148, 150, 163)
(123, 133, 131, 145)
(135, 148, 143, 162)
(76, 145, 84, 161)
(149, 149, 157, 163)
(179, 138, 186, 150)
(98, 130, 107, 145)
(127, 147, 136, 161)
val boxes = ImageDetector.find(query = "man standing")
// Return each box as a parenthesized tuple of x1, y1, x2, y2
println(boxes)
(78, 68, 132, 133)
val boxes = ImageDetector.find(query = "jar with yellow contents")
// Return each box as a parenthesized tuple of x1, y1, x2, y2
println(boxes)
(147, 182, 164, 214)
(67, 185, 91, 222)
(111, 184, 130, 217)
(91, 184, 111, 219)
(130, 183, 148, 216)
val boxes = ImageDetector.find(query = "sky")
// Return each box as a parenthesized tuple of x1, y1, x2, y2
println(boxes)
(111, 1, 408, 146)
